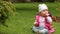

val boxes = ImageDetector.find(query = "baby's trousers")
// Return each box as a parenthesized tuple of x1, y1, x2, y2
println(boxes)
(33, 26, 48, 34)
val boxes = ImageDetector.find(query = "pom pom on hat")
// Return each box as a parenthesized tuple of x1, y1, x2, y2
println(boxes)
(38, 4, 48, 12)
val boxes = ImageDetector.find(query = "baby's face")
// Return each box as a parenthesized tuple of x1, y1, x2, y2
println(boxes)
(40, 9, 49, 16)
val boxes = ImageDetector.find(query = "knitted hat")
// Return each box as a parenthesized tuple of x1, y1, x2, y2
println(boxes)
(38, 4, 48, 12)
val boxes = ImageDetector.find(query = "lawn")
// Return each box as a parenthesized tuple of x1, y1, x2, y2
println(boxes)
(0, 2, 60, 34)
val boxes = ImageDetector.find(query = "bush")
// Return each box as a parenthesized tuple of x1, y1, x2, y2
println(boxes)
(0, 1, 16, 27)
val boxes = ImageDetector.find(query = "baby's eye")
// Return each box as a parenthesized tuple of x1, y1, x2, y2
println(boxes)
(43, 9, 48, 11)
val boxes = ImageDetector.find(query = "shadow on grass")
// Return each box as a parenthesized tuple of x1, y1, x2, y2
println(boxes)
(0, 32, 8, 34)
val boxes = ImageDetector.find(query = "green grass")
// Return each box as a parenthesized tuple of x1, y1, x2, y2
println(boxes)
(0, 2, 60, 34)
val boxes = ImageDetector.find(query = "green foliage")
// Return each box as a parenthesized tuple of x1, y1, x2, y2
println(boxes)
(0, 1, 16, 25)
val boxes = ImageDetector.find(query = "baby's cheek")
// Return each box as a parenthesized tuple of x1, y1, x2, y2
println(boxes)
(45, 11, 49, 14)
(42, 12, 46, 14)
(43, 12, 46, 15)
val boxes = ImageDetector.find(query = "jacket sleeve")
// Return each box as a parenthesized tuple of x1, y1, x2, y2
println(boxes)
(46, 16, 53, 29)
(34, 15, 39, 27)
(46, 16, 52, 23)
(46, 16, 55, 33)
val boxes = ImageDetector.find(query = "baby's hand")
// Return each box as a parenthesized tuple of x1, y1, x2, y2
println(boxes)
(34, 23, 39, 27)
(46, 14, 50, 16)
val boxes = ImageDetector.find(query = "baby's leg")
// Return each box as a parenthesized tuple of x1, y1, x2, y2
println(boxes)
(33, 26, 48, 34)
(39, 29, 48, 34)
(33, 26, 39, 33)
